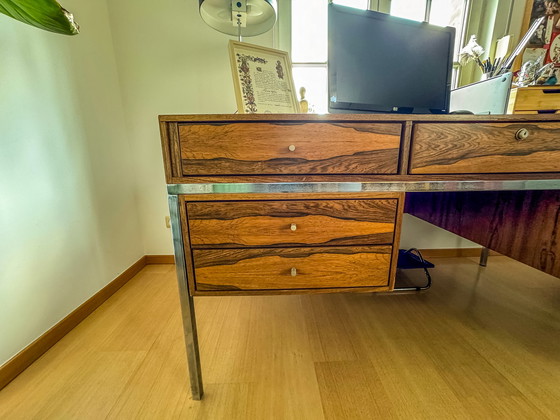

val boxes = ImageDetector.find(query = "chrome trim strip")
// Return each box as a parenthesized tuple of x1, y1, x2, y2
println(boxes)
(168, 195, 204, 400)
(167, 180, 560, 195)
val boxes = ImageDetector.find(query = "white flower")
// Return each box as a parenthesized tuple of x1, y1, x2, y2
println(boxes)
(459, 35, 485, 66)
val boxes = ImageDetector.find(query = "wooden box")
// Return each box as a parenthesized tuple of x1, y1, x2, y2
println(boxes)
(508, 86, 560, 114)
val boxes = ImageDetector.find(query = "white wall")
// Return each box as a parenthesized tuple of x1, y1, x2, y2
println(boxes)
(400, 215, 478, 249)
(105, 0, 274, 254)
(0, 1, 143, 365)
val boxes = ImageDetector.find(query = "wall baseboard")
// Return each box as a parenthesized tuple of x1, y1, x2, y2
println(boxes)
(145, 254, 175, 264)
(0, 255, 147, 391)
(419, 248, 500, 258)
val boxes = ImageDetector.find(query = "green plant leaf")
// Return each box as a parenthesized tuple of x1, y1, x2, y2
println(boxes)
(0, 0, 79, 35)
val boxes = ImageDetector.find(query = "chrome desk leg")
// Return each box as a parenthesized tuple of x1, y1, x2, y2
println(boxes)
(168, 195, 204, 400)
(479, 247, 489, 267)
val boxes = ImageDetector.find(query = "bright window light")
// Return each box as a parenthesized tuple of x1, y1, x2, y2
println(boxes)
(333, 0, 368, 9)
(291, 0, 327, 62)
(429, 0, 466, 60)
(292, 66, 328, 114)
(390, 0, 426, 22)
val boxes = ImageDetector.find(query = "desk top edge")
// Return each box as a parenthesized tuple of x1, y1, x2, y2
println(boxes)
(158, 114, 560, 123)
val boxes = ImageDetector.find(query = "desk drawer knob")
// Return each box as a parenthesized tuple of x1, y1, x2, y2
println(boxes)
(290, 223, 297, 231)
(291, 267, 297, 276)
(515, 128, 530, 141)
(288, 144, 296, 152)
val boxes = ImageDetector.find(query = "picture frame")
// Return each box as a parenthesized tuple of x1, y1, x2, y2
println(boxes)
(524, 0, 548, 48)
(228, 41, 301, 114)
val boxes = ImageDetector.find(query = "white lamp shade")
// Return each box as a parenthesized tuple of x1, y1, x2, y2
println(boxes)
(199, 0, 277, 37)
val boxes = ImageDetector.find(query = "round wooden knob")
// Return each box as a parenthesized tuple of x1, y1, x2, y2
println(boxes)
(288, 144, 296, 152)
(291, 267, 297, 276)
(290, 223, 297, 231)
(515, 128, 529, 141)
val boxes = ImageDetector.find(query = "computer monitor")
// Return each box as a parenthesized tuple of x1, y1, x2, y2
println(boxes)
(449, 73, 513, 114)
(328, 4, 455, 114)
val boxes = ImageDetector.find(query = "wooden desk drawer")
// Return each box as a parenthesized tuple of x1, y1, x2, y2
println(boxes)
(178, 122, 401, 175)
(193, 246, 391, 291)
(410, 122, 560, 174)
(187, 199, 397, 248)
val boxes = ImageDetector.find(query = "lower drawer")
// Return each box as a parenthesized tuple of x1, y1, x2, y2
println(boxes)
(193, 246, 392, 291)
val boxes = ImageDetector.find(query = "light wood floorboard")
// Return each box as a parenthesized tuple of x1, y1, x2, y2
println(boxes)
(1, 257, 560, 419)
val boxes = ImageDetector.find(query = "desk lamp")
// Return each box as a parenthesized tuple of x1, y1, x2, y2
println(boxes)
(199, 0, 277, 41)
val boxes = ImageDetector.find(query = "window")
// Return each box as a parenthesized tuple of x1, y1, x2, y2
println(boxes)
(290, 0, 467, 113)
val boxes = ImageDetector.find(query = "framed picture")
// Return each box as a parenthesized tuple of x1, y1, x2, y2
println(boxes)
(229, 41, 301, 114)
(525, 0, 548, 47)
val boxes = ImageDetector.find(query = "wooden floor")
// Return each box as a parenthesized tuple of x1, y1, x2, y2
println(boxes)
(1, 257, 560, 419)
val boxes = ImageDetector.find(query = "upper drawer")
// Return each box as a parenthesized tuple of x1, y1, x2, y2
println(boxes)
(178, 122, 401, 175)
(409, 122, 560, 174)
(187, 199, 397, 248)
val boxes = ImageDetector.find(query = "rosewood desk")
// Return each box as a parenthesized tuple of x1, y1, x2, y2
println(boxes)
(159, 113, 560, 400)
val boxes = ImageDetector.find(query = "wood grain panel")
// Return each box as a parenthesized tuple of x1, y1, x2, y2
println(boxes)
(410, 122, 560, 174)
(388, 194, 404, 291)
(183, 192, 403, 201)
(192, 285, 392, 296)
(158, 121, 173, 180)
(406, 190, 560, 278)
(178, 122, 401, 175)
(187, 199, 397, 248)
(509, 87, 560, 112)
(192, 246, 391, 291)
(512, 111, 560, 114)
(399, 120, 412, 175)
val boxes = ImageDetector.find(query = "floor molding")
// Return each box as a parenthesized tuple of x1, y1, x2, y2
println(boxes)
(145, 254, 175, 264)
(419, 248, 499, 258)
(0, 256, 147, 391)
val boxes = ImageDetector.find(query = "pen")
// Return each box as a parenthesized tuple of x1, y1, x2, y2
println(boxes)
(492, 57, 502, 76)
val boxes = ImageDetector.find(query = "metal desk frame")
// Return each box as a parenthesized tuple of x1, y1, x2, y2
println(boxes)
(167, 179, 560, 400)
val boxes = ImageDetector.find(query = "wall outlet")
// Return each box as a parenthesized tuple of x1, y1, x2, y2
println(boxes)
(165, 216, 171, 229)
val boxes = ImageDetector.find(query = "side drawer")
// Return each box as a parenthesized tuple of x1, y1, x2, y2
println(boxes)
(178, 122, 402, 175)
(192, 246, 391, 291)
(187, 199, 397, 248)
(409, 122, 560, 174)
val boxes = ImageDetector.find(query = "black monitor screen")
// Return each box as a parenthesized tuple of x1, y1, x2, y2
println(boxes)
(328, 4, 455, 114)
